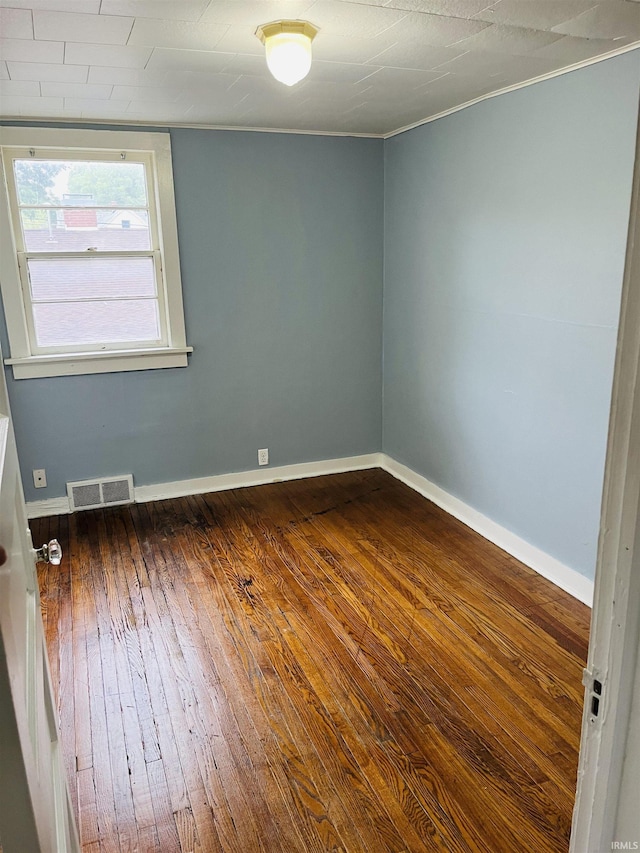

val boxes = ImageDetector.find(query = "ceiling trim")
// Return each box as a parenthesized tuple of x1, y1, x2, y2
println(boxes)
(2, 42, 639, 141)
(384, 41, 640, 140)
(0, 116, 381, 139)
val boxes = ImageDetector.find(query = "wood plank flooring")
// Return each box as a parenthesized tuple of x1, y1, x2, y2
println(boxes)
(34, 469, 591, 853)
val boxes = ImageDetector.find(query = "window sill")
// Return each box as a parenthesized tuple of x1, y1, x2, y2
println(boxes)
(5, 346, 193, 379)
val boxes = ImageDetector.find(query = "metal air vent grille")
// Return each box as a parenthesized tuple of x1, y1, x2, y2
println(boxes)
(67, 475, 134, 512)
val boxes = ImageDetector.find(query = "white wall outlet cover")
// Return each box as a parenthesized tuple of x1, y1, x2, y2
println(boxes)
(258, 448, 269, 466)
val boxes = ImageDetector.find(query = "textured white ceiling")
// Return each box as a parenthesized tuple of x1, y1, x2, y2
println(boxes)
(0, 0, 638, 136)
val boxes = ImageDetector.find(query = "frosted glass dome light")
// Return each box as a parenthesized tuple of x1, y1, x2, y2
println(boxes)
(256, 21, 319, 87)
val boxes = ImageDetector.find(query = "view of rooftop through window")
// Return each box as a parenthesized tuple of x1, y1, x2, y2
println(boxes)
(15, 159, 151, 252)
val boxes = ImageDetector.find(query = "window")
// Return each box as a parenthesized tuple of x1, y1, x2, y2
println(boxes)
(0, 128, 191, 378)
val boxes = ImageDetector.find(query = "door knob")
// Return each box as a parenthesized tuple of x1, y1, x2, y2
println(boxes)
(35, 539, 62, 566)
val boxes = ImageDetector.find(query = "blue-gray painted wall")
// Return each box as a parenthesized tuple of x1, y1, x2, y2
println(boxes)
(2, 52, 639, 581)
(1, 130, 384, 501)
(383, 52, 640, 580)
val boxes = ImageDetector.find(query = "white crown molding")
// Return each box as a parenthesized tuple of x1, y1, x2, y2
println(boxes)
(0, 116, 380, 139)
(380, 454, 594, 606)
(384, 42, 640, 140)
(25, 451, 593, 604)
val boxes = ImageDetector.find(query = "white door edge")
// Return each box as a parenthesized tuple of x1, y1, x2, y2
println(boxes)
(570, 99, 640, 851)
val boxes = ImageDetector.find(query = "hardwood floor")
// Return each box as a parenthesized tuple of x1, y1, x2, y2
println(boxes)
(34, 469, 591, 853)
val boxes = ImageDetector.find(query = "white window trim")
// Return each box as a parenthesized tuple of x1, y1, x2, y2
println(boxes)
(0, 126, 192, 379)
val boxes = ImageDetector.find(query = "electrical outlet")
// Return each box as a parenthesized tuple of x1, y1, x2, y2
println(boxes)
(33, 468, 47, 489)
(258, 448, 269, 466)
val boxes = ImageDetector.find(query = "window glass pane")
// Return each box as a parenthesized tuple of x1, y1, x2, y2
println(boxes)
(28, 257, 156, 300)
(13, 159, 148, 207)
(21, 208, 151, 251)
(32, 300, 161, 348)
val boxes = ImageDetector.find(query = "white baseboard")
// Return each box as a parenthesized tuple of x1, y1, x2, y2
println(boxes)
(27, 496, 71, 518)
(26, 453, 383, 518)
(133, 453, 384, 503)
(380, 455, 594, 607)
(25, 451, 593, 606)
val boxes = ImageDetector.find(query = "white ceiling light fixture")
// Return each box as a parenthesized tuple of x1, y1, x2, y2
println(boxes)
(256, 20, 319, 87)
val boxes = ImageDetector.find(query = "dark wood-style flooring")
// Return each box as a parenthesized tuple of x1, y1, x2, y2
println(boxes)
(34, 469, 591, 853)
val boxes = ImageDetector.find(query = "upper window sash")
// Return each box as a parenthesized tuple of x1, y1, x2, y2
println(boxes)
(3, 148, 159, 255)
